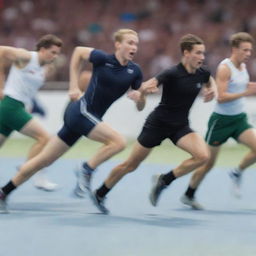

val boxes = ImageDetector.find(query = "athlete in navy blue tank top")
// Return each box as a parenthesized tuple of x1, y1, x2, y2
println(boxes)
(0, 29, 158, 212)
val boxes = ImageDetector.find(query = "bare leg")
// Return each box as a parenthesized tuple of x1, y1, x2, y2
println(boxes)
(86, 122, 126, 169)
(105, 141, 152, 188)
(0, 134, 7, 147)
(19, 119, 50, 160)
(149, 132, 210, 207)
(237, 128, 256, 170)
(189, 146, 220, 188)
(173, 132, 210, 177)
(90, 142, 152, 214)
(12, 136, 70, 186)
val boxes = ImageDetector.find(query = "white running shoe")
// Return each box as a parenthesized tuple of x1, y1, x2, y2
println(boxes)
(73, 163, 92, 198)
(34, 175, 58, 192)
(180, 194, 203, 210)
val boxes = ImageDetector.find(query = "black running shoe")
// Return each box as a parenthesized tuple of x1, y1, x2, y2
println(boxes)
(90, 190, 109, 214)
(0, 190, 8, 214)
(149, 174, 167, 206)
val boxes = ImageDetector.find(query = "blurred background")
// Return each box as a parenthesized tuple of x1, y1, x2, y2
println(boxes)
(2, 0, 256, 85)
(1, 0, 256, 156)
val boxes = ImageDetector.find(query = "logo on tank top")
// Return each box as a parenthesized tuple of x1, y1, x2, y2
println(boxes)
(196, 83, 202, 88)
(127, 68, 134, 74)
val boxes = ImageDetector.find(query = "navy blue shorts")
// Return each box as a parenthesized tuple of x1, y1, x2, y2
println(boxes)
(137, 112, 193, 148)
(58, 99, 101, 146)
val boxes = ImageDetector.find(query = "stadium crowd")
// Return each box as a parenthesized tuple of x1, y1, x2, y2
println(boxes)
(1, 0, 256, 82)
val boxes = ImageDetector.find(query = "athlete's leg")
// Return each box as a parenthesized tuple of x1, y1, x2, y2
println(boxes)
(104, 141, 152, 188)
(180, 145, 221, 209)
(90, 141, 152, 214)
(0, 134, 7, 147)
(19, 118, 59, 190)
(173, 132, 210, 177)
(188, 145, 221, 189)
(150, 132, 210, 207)
(19, 118, 50, 160)
(237, 128, 256, 170)
(0, 136, 70, 213)
(86, 122, 127, 169)
(11, 136, 70, 186)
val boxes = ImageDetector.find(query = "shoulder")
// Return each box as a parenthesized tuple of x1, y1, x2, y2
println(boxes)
(89, 49, 109, 65)
(129, 61, 142, 73)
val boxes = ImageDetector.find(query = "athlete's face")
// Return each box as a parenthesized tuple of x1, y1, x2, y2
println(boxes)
(40, 45, 61, 64)
(233, 42, 253, 63)
(184, 44, 205, 71)
(115, 33, 139, 62)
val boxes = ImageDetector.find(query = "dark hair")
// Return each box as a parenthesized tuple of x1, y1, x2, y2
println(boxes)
(36, 34, 63, 51)
(230, 32, 254, 48)
(179, 34, 204, 54)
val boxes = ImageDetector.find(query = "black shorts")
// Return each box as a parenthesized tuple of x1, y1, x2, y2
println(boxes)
(58, 99, 101, 146)
(137, 112, 193, 148)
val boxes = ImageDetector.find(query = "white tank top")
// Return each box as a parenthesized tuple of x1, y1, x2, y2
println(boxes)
(214, 58, 249, 115)
(4, 51, 46, 106)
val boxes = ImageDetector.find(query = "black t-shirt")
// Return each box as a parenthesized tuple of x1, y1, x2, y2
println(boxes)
(152, 63, 210, 125)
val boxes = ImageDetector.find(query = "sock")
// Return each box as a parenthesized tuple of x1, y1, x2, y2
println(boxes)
(96, 183, 111, 198)
(185, 186, 196, 199)
(82, 162, 94, 174)
(162, 170, 176, 185)
(2, 181, 16, 196)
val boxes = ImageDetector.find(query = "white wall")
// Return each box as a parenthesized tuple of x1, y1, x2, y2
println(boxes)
(32, 91, 256, 140)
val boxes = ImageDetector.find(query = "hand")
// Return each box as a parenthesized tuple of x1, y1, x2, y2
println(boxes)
(127, 90, 141, 102)
(140, 78, 159, 95)
(245, 82, 256, 96)
(68, 88, 82, 101)
(203, 87, 215, 102)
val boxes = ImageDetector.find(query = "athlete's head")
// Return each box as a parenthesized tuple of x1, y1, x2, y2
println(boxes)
(180, 34, 205, 71)
(36, 34, 63, 64)
(114, 29, 139, 64)
(230, 32, 254, 63)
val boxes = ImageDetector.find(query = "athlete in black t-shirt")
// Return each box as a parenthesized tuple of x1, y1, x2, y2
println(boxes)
(0, 29, 157, 213)
(90, 34, 216, 214)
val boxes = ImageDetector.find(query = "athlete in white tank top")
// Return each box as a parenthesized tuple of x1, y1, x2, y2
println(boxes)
(214, 58, 249, 115)
(0, 35, 62, 196)
(4, 51, 46, 107)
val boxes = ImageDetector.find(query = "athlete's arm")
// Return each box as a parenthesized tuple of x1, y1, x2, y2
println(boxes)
(128, 78, 159, 111)
(0, 46, 31, 68)
(202, 76, 216, 102)
(69, 46, 94, 101)
(0, 61, 5, 99)
(216, 64, 256, 103)
(0, 47, 31, 98)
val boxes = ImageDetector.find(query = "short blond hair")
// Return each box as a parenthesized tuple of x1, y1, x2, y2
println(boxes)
(230, 32, 254, 48)
(113, 29, 138, 42)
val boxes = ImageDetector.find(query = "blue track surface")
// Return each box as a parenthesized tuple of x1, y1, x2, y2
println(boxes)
(0, 157, 256, 256)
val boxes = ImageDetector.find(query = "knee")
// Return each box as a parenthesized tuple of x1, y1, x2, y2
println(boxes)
(37, 133, 51, 146)
(112, 135, 127, 153)
(195, 151, 210, 166)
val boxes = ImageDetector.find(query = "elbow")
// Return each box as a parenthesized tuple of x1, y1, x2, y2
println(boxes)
(136, 105, 144, 111)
